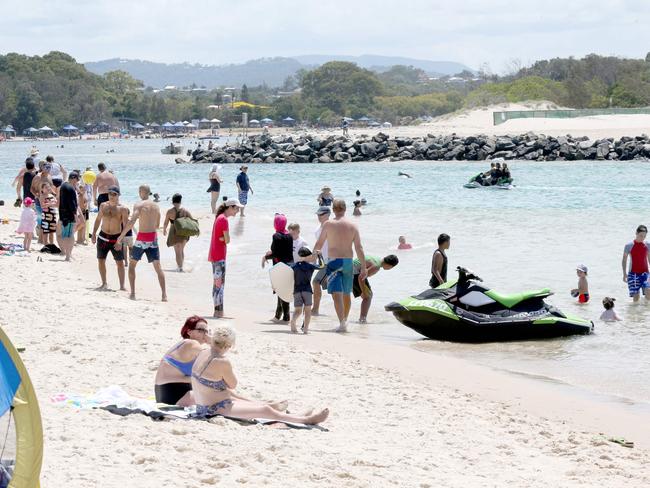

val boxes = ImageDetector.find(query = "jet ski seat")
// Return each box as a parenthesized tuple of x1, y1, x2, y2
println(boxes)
(484, 288, 551, 309)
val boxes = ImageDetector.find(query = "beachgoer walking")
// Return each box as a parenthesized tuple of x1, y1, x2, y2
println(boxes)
(163, 193, 193, 272)
(288, 223, 308, 263)
(75, 173, 89, 245)
(207, 164, 223, 214)
(116, 185, 167, 301)
(39, 182, 57, 246)
(290, 248, 324, 334)
(236, 165, 253, 217)
(16, 197, 37, 252)
(92, 186, 128, 290)
(57, 172, 81, 261)
(622, 225, 650, 302)
(313, 199, 367, 333)
(263, 214, 294, 323)
(317, 186, 334, 207)
(430, 234, 450, 288)
(93, 163, 118, 209)
(191, 326, 329, 424)
(311, 206, 331, 316)
(45, 155, 67, 189)
(12, 158, 36, 206)
(353, 255, 399, 323)
(208, 198, 243, 317)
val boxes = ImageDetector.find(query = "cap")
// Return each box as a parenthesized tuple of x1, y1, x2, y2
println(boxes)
(69, 171, 80, 180)
(316, 206, 331, 215)
(321, 186, 331, 192)
(576, 264, 588, 274)
(225, 198, 244, 208)
(23, 197, 34, 206)
(107, 185, 120, 195)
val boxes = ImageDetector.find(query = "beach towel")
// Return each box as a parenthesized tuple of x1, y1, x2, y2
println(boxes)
(0, 243, 27, 257)
(52, 386, 327, 430)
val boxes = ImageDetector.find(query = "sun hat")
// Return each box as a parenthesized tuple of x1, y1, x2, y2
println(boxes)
(321, 186, 331, 192)
(316, 206, 331, 215)
(576, 264, 588, 274)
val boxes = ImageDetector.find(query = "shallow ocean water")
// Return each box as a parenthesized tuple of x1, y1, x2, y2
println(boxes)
(1, 137, 650, 405)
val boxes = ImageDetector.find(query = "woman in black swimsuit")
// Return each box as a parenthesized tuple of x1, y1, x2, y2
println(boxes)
(207, 164, 222, 214)
(429, 233, 450, 288)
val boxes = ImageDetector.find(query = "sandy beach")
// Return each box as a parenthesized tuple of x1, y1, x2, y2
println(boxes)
(1, 202, 649, 487)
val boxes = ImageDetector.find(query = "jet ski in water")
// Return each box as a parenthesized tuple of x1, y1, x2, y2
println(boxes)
(385, 267, 593, 343)
(463, 173, 513, 190)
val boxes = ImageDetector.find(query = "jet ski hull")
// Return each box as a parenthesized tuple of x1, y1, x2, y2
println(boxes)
(386, 301, 593, 343)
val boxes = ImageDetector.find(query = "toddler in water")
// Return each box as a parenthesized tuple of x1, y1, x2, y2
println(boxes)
(397, 236, 412, 250)
(571, 264, 589, 303)
(290, 247, 324, 334)
(600, 297, 622, 322)
(16, 197, 37, 251)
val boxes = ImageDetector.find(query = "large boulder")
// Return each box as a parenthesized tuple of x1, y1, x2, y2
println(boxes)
(293, 144, 312, 156)
(359, 142, 378, 158)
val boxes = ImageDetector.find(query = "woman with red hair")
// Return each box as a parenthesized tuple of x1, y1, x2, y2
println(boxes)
(154, 315, 210, 406)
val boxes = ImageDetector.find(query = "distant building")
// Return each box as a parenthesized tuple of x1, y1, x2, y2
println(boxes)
(164, 85, 177, 91)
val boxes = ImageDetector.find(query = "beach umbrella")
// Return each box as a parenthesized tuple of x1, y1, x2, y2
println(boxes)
(357, 116, 371, 121)
(162, 122, 174, 128)
(210, 118, 222, 123)
(260, 117, 273, 123)
(173, 121, 185, 127)
(1, 126, 15, 133)
(38, 126, 53, 131)
(63, 124, 78, 131)
(342, 117, 354, 122)
(182, 120, 189, 124)
(185, 123, 197, 128)
(282, 117, 295, 122)
(200, 118, 210, 123)
(131, 123, 145, 129)
(149, 122, 160, 127)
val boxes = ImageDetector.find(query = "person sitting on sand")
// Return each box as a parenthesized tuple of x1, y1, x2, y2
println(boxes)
(397, 236, 412, 250)
(317, 186, 334, 207)
(155, 316, 211, 406)
(571, 265, 589, 303)
(353, 255, 399, 323)
(600, 297, 622, 322)
(191, 326, 329, 425)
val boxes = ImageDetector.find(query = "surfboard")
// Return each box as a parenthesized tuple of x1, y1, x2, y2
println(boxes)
(269, 262, 294, 303)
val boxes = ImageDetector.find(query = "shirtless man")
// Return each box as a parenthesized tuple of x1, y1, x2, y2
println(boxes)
(92, 186, 128, 290)
(93, 163, 118, 209)
(313, 199, 367, 332)
(117, 184, 167, 301)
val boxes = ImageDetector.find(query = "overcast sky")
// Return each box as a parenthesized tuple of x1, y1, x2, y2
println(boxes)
(3, 0, 649, 72)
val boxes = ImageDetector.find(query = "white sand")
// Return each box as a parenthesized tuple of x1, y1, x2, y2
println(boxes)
(1, 205, 650, 487)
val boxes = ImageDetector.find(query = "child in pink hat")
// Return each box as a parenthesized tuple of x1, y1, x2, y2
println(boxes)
(16, 197, 37, 251)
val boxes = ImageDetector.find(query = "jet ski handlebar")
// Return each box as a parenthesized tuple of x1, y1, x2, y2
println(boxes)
(456, 266, 483, 283)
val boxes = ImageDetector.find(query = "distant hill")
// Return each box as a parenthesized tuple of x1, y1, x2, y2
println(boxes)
(293, 54, 472, 77)
(85, 55, 473, 89)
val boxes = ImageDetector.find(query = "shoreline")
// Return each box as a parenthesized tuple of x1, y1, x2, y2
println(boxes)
(1, 204, 650, 486)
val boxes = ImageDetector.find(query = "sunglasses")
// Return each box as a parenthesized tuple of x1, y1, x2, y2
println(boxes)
(194, 328, 209, 334)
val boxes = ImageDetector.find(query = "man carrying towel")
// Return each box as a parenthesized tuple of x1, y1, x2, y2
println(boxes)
(117, 184, 167, 302)
(92, 186, 128, 290)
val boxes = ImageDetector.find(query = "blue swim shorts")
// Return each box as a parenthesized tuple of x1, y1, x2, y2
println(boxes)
(61, 222, 75, 239)
(131, 239, 160, 263)
(326, 258, 353, 295)
(628, 272, 649, 296)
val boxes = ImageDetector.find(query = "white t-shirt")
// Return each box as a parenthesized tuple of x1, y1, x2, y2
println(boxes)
(49, 162, 63, 180)
(292, 237, 308, 263)
(314, 226, 328, 261)
(600, 309, 621, 322)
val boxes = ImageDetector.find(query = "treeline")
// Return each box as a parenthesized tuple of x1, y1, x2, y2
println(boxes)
(2, 51, 650, 132)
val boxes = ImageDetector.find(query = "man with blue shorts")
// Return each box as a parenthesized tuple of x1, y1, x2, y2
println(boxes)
(622, 225, 650, 302)
(313, 199, 367, 332)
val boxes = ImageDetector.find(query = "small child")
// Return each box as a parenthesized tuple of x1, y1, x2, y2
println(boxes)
(600, 297, 622, 322)
(571, 264, 589, 303)
(397, 235, 412, 250)
(352, 200, 362, 216)
(288, 223, 308, 263)
(290, 247, 324, 334)
(16, 197, 37, 252)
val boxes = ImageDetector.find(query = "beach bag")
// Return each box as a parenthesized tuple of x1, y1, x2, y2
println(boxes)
(174, 216, 200, 237)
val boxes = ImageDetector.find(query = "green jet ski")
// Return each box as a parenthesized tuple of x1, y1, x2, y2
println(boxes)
(385, 267, 593, 343)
